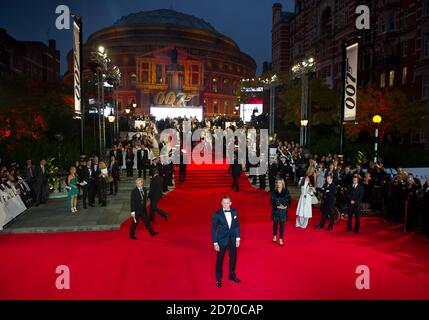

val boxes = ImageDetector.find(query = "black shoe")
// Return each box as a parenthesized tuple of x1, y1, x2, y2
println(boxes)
(354, 230, 359, 234)
(89, 203, 94, 207)
(346, 228, 352, 232)
(130, 236, 138, 240)
(326, 227, 333, 231)
(83, 206, 87, 209)
(228, 276, 241, 283)
(216, 281, 222, 288)
(163, 215, 168, 222)
(315, 225, 323, 230)
(151, 232, 159, 237)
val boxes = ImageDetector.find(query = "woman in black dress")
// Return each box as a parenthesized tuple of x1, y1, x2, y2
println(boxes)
(271, 179, 291, 246)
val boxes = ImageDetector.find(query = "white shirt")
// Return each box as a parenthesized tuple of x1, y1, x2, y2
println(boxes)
(224, 209, 232, 229)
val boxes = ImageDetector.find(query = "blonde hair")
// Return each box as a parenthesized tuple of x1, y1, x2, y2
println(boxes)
(306, 165, 315, 177)
(276, 179, 286, 192)
(99, 161, 107, 170)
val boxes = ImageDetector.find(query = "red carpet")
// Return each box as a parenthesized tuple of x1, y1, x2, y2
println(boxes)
(1, 162, 429, 300)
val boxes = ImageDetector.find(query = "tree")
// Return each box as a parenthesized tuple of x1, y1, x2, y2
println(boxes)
(280, 74, 340, 126)
(0, 74, 79, 168)
(345, 85, 427, 143)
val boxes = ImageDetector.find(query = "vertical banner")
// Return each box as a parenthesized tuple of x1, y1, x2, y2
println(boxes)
(344, 43, 358, 121)
(73, 18, 81, 115)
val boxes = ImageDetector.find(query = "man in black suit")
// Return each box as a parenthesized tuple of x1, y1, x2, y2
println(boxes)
(108, 156, 120, 195)
(347, 176, 364, 233)
(34, 159, 48, 206)
(230, 159, 242, 192)
(23, 159, 36, 202)
(129, 178, 158, 240)
(110, 145, 123, 172)
(211, 196, 241, 288)
(137, 144, 149, 179)
(179, 149, 187, 184)
(316, 174, 337, 231)
(92, 156, 101, 205)
(78, 159, 94, 209)
(149, 168, 168, 222)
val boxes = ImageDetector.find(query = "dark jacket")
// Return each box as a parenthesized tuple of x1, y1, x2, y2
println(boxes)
(271, 189, 291, 222)
(34, 165, 48, 186)
(110, 149, 123, 167)
(130, 187, 148, 216)
(149, 175, 163, 202)
(108, 161, 120, 179)
(347, 183, 364, 206)
(137, 148, 149, 170)
(79, 166, 94, 183)
(211, 208, 240, 247)
(321, 182, 337, 211)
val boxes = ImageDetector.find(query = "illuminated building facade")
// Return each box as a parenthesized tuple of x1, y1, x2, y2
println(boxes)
(65, 9, 256, 117)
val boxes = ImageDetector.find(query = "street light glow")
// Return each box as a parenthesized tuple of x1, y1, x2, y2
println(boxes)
(373, 115, 382, 124)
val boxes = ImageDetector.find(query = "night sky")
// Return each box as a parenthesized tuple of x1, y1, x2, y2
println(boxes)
(0, 0, 295, 75)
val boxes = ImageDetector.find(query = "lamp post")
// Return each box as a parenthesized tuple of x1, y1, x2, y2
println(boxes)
(261, 74, 280, 135)
(300, 119, 309, 147)
(108, 110, 115, 148)
(89, 46, 121, 158)
(292, 57, 315, 150)
(372, 115, 382, 163)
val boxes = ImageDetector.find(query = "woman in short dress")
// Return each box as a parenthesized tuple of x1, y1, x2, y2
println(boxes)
(271, 179, 291, 246)
(67, 166, 79, 213)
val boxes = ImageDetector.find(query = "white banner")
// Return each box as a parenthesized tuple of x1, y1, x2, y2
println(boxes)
(73, 19, 81, 114)
(344, 43, 358, 121)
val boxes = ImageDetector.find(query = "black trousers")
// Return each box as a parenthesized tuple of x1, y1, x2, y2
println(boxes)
(138, 162, 148, 179)
(259, 174, 266, 190)
(348, 204, 361, 231)
(179, 165, 186, 183)
(149, 199, 168, 221)
(232, 175, 240, 192)
(320, 205, 335, 229)
(216, 239, 237, 281)
(89, 181, 98, 205)
(35, 183, 47, 205)
(130, 211, 155, 237)
(82, 186, 89, 207)
(109, 178, 118, 195)
(269, 175, 276, 192)
(126, 164, 133, 177)
(98, 180, 107, 206)
(273, 220, 285, 239)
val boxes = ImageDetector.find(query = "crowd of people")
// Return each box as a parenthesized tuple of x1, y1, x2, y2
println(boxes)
(261, 138, 429, 242)
(1, 115, 428, 242)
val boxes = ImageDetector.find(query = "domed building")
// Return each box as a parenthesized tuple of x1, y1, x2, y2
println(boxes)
(65, 9, 256, 118)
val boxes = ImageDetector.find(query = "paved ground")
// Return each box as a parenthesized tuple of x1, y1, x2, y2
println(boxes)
(1, 173, 175, 234)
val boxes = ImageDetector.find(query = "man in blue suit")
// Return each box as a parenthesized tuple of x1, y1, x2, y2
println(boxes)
(211, 196, 241, 288)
